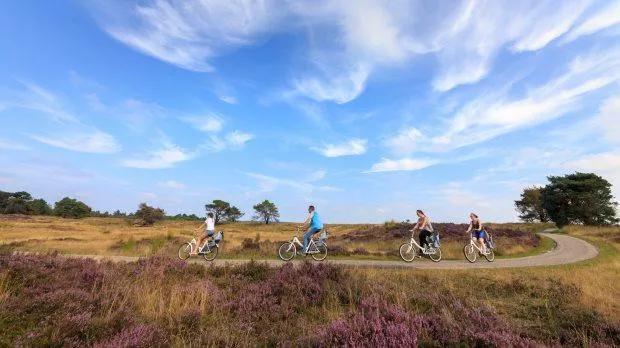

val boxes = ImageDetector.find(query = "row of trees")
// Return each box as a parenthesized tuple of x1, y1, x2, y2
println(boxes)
(0, 190, 282, 225)
(515, 172, 618, 227)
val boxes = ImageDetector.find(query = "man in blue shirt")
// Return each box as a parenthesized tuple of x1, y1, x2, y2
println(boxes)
(299, 205, 323, 254)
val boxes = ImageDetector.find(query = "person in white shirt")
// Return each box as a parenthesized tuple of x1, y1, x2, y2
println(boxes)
(193, 212, 215, 254)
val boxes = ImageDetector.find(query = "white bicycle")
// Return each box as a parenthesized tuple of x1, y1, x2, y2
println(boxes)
(463, 231, 495, 262)
(399, 231, 442, 262)
(278, 227, 328, 261)
(178, 231, 223, 261)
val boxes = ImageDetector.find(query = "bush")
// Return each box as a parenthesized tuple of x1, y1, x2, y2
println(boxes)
(53, 197, 91, 219)
(133, 203, 165, 226)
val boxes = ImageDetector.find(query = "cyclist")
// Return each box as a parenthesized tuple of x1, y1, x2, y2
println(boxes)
(466, 212, 487, 254)
(193, 212, 215, 255)
(298, 205, 323, 254)
(410, 210, 434, 250)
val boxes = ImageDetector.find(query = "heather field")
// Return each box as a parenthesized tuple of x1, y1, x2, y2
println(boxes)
(0, 215, 553, 260)
(0, 225, 618, 346)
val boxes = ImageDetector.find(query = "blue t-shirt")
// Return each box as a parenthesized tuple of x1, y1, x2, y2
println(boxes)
(310, 211, 323, 229)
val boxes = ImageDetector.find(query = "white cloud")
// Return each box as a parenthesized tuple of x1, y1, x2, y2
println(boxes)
(563, 151, 620, 197)
(31, 130, 121, 154)
(226, 130, 254, 148)
(293, 64, 370, 104)
(385, 127, 424, 155)
(218, 95, 237, 104)
(245, 171, 337, 194)
(122, 144, 193, 169)
(367, 157, 437, 173)
(314, 138, 367, 157)
(181, 113, 224, 132)
(594, 95, 620, 145)
(5, 81, 78, 123)
(94, 0, 285, 71)
(395, 47, 620, 153)
(158, 180, 187, 190)
(563, 1, 620, 43)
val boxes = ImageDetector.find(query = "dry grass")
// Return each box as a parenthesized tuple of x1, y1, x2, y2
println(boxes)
(0, 215, 545, 259)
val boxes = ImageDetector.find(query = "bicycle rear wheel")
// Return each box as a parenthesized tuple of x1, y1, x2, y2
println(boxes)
(463, 244, 477, 263)
(399, 243, 417, 262)
(203, 245, 218, 261)
(311, 244, 327, 261)
(484, 249, 495, 262)
(278, 242, 296, 261)
(429, 247, 442, 262)
(178, 243, 192, 260)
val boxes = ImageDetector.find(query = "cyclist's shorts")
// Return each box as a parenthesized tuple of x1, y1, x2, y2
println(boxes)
(204, 230, 215, 237)
(474, 230, 487, 239)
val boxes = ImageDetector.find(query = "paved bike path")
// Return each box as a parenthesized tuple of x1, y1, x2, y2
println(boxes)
(15, 232, 598, 270)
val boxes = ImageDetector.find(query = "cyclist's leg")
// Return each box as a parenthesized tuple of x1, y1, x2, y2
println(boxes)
(477, 230, 487, 253)
(419, 229, 430, 249)
(302, 227, 319, 253)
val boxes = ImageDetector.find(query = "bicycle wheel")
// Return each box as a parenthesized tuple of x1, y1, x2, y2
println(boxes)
(278, 242, 296, 261)
(399, 243, 417, 262)
(484, 249, 495, 262)
(311, 244, 327, 261)
(463, 244, 477, 263)
(178, 243, 192, 260)
(203, 245, 219, 261)
(429, 247, 442, 262)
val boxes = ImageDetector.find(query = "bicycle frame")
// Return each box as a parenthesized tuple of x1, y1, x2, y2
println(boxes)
(468, 234, 489, 254)
(289, 236, 321, 254)
(404, 236, 437, 255)
(189, 237, 213, 254)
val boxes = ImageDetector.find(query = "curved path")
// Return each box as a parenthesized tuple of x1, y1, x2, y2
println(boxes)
(17, 232, 598, 270)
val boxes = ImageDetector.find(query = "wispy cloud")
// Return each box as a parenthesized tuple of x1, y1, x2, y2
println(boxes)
(158, 180, 187, 190)
(314, 138, 367, 157)
(181, 113, 224, 132)
(563, 1, 620, 43)
(245, 171, 338, 194)
(4, 81, 78, 123)
(31, 130, 121, 154)
(366, 157, 437, 173)
(0, 139, 28, 151)
(226, 130, 254, 148)
(122, 143, 194, 169)
(94, 0, 285, 71)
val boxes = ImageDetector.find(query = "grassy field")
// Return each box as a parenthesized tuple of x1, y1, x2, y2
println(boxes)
(0, 224, 618, 346)
(0, 215, 553, 260)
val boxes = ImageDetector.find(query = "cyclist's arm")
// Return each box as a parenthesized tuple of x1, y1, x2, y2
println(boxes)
(300, 212, 312, 228)
(465, 222, 472, 233)
(196, 222, 206, 232)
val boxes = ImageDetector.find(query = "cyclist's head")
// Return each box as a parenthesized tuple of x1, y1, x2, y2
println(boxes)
(308, 205, 315, 212)
(470, 212, 478, 219)
(416, 210, 425, 217)
(207, 212, 214, 218)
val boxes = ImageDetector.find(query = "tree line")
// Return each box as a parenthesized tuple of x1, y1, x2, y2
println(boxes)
(515, 172, 618, 227)
(0, 190, 281, 226)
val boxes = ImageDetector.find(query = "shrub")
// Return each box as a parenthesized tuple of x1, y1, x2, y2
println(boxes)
(133, 203, 165, 226)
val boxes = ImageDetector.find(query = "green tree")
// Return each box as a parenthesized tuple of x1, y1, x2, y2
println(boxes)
(205, 199, 243, 223)
(515, 186, 549, 223)
(205, 199, 231, 224)
(27, 199, 52, 215)
(3, 196, 30, 214)
(253, 200, 279, 224)
(541, 172, 618, 227)
(134, 203, 165, 226)
(225, 206, 244, 222)
(54, 197, 92, 218)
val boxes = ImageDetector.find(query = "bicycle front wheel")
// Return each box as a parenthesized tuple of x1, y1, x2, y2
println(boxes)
(311, 244, 327, 261)
(484, 249, 495, 262)
(278, 242, 296, 261)
(463, 244, 477, 263)
(178, 243, 192, 260)
(399, 243, 417, 262)
(429, 247, 442, 262)
(203, 245, 219, 261)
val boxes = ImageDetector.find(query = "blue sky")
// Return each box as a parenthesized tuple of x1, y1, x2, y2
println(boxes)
(1, 0, 619, 223)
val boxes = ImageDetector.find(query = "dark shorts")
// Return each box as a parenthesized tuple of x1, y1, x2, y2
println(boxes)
(474, 230, 486, 239)
(204, 230, 214, 237)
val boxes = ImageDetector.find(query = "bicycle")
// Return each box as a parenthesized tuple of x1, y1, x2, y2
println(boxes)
(399, 230, 442, 262)
(278, 227, 328, 261)
(463, 231, 495, 262)
(178, 231, 223, 261)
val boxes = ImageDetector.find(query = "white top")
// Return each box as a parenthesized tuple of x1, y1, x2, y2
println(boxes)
(205, 217, 215, 231)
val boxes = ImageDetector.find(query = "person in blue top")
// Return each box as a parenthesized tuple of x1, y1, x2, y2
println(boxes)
(299, 205, 323, 254)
